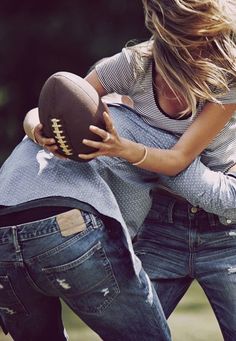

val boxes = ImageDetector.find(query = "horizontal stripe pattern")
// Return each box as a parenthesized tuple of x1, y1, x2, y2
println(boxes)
(96, 47, 236, 172)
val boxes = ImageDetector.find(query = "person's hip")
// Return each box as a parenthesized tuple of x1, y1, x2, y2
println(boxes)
(137, 187, 236, 252)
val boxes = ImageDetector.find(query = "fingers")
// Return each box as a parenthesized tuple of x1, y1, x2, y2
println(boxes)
(102, 102, 109, 113)
(34, 124, 56, 147)
(103, 111, 115, 133)
(103, 132, 111, 143)
(89, 125, 109, 141)
(53, 151, 68, 160)
(34, 123, 68, 160)
(41, 142, 67, 159)
(82, 139, 104, 150)
(80, 135, 111, 160)
(78, 151, 104, 160)
(89, 111, 117, 141)
(79, 151, 101, 160)
(42, 143, 67, 160)
(40, 136, 56, 147)
(45, 144, 59, 153)
(79, 112, 120, 160)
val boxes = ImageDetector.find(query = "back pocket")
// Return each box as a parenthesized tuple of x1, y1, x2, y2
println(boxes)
(42, 242, 120, 314)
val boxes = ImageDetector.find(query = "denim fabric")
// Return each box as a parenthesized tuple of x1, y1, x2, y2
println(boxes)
(0, 209, 171, 341)
(134, 192, 236, 341)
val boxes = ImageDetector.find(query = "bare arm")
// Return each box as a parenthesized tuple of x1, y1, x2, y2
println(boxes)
(169, 102, 236, 174)
(23, 71, 236, 178)
(80, 102, 236, 175)
(85, 70, 107, 97)
(23, 100, 236, 221)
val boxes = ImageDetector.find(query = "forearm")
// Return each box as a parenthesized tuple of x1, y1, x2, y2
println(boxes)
(120, 141, 189, 176)
(108, 105, 236, 220)
(23, 107, 40, 141)
(118, 103, 236, 175)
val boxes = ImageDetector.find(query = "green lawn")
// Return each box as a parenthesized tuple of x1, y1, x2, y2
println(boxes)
(168, 281, 222, 341)
(0, 281, 222, 340)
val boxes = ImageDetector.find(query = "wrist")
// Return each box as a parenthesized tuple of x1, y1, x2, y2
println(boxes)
(119, 139, 147, 165)
(132, 145, 148, 166)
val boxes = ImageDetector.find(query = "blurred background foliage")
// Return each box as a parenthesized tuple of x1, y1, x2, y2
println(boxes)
(0, 0, 149, 165)
(0, 282, 222, 340)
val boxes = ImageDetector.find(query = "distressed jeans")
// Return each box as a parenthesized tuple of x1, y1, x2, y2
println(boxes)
(134, 191, 236, 341)
(0, 209, 171, 341)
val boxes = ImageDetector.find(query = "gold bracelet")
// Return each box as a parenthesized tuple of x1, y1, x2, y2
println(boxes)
(132, 145, 148, 166)
(30, 126, 37, 143)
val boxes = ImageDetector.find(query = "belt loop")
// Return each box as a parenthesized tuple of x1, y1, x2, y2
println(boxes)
(81, 210, 96, 227)
(12, 226, 21, 253)
(167, 200, 176, 224)
(90, 212, 97, 227)
(12, 226, 23, 262)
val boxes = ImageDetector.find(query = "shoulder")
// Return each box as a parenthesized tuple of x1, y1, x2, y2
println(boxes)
(95, 40, 153, 72)
(125, 40, 153, 67)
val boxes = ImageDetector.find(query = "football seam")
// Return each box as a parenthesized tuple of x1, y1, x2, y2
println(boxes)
(51, 77, 74, 157)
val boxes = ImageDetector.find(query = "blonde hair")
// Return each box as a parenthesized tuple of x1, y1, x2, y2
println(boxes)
(140, 0, 236, 115)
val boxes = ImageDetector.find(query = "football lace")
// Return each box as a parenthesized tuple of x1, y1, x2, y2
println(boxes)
(51, 118, 73, 156)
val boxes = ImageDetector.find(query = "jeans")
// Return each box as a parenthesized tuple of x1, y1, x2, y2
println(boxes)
(134, 191, 236, 341)
(0, 209, 170, 341)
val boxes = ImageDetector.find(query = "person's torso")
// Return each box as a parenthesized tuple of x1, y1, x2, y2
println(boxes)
(96, 45, 236, 172)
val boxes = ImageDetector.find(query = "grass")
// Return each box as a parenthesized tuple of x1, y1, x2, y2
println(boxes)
(168, 281, 222, 341)
(0, 281, 222, 340)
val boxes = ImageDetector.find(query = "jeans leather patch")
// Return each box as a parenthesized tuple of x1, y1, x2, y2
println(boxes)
(56, 209, 86, 236)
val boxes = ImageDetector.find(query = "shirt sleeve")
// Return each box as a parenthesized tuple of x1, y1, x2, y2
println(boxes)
(122, 106, 236, 221)
(160, 159, 236, 221)
(109, 94, 236, 222)
(95, 48, 136, 96)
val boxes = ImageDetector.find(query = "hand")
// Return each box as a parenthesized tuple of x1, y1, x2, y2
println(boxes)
(33, 124, 66, 159)
(79, 111, 128, 160)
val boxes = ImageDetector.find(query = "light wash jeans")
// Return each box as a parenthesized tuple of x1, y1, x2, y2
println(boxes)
(0, 209, 171, 341)
(134, 191, 236, 341)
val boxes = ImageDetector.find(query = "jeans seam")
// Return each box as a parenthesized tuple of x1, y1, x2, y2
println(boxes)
(0, 274, 30, 316)
(27, 225, 95, 265)
(162, 283, 183, 317)
(24, 265, 51, 296)
(43, 243, 120, 315)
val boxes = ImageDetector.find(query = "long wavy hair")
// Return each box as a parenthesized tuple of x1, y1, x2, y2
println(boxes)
(140, 0, 236, 115)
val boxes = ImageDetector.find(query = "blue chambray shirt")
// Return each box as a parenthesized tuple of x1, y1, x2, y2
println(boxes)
(0, 105, 236, 238)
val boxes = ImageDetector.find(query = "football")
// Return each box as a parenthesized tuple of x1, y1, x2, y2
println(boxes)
(38, 71, 106, 161)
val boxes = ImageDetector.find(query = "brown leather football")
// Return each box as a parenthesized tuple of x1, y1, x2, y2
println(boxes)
(38, 71, 106, 161)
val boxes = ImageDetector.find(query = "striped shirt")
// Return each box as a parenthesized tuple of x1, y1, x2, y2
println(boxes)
(96, 45, 236, 172)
